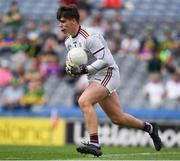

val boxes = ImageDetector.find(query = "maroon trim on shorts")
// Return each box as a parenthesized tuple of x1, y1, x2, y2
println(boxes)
(101, 67, 113, 87)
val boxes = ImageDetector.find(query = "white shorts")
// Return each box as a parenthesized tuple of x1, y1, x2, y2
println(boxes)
(88, 66, 120, 93)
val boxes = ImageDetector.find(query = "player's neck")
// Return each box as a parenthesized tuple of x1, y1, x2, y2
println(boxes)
(72, 25, 81, 38)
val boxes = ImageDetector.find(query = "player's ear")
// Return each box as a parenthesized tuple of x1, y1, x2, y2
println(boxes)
(71, 18, 78, 24)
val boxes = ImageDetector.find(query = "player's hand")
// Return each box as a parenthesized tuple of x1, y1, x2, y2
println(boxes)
(65, 61, 76, 76)
(66, 63, 88, 76)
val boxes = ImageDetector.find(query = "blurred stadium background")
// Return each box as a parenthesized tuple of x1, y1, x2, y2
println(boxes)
(0, 0, 180, 151)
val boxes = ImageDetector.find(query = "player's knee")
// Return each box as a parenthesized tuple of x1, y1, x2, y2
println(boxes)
(78, 97, 92, 114)
(78, 97, 90, 109)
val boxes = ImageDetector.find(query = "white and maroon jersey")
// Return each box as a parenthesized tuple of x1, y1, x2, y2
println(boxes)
(65, 26, 119, 77)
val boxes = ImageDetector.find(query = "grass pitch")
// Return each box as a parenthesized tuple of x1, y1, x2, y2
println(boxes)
(0, 144, 179, 160)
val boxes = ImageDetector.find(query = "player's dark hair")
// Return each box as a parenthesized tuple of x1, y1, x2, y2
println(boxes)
(56, 5, 80, 22)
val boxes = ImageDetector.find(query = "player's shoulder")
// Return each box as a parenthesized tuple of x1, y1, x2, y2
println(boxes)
(80, 26, 99, 37)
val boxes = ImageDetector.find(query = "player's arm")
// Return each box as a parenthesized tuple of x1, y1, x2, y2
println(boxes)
(66, 35, 108, 76)
(65, 35, 108, 76)
(86, 35, 108, 74)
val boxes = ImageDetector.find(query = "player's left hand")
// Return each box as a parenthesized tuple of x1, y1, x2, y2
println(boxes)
(66, 64, 88, 76)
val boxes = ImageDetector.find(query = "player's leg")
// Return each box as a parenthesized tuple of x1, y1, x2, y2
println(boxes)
(78, 82, 109, 135)
(76, 82, 109, 156)
(99, 91, 145, 128)
(99, 91, 162, 151)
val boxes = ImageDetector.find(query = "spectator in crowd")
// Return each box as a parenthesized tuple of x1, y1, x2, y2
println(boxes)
(9, 31, 29, 65)
(0, 32, 6, 52)
(12, 63, 25, 85)
(139, 28, 159, 61)
(20, 80, 46, 110)
(159, 29, 176, 53)
(90, 11, 105, 36)
(138, 42, 153, 61)
(39, 21, 57, 45)
(165, 72, 180, 100)
(46, 54, 63, 78)
(26, 32, 41, 58)
(2, 30, 17, 52)
(162, 52, 176, 74)
(0, 60, 13, 88)
(24, 58, 42, 82)
(0, 79, 24, 110)
(147, 52, 162, 74)
(25, 19, 39, 35)
(2, 1, 23, 29)
(38, 52, 63, 79)
(78, 7, 92, 26)
(172, 34, 180, 72)
(111, 12, 125, 34)
(143, 73, 165, 108)
(10, 31, 29, 53)
(103, 0, 123, 9)
(106, 35, 120, 55)
(78, 0, 93, 13)
(159, 29, 177, 75)
(42, 37, 61, 55)
(120, 33, 140, 55)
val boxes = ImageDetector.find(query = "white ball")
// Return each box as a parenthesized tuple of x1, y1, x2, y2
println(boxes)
(67, 47, 88, 66)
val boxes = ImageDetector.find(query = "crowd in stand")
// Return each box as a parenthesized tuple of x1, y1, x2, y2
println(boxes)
(0, 1, 179, 111)
(0, 1, 67, 110)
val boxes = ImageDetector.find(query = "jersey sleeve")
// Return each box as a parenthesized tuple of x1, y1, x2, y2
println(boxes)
(86, 35, 108, 73)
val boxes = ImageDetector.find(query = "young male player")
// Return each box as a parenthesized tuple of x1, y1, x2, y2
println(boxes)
(56, 5, 162, 157)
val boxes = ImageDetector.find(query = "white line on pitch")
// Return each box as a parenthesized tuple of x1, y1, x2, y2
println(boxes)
(103, 151, 180, 157)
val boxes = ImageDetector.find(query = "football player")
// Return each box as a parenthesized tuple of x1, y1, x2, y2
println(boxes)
(56, 5, 162, 157)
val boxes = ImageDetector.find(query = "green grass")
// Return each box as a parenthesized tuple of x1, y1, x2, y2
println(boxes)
(0, 144, 179, 160)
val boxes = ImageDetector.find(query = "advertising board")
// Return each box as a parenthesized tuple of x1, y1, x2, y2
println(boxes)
(0, 117, 65, 145)
(66, 121, 180, 147)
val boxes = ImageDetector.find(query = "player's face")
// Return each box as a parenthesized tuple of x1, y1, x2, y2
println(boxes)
(58, 17, 76, 35)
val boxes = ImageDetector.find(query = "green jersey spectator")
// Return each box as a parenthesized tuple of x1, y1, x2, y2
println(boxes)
(2, 1, 23, 29)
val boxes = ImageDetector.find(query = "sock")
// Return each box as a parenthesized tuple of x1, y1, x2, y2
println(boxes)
(142, 122, 153, 134)
(90, 133, 99, 146)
